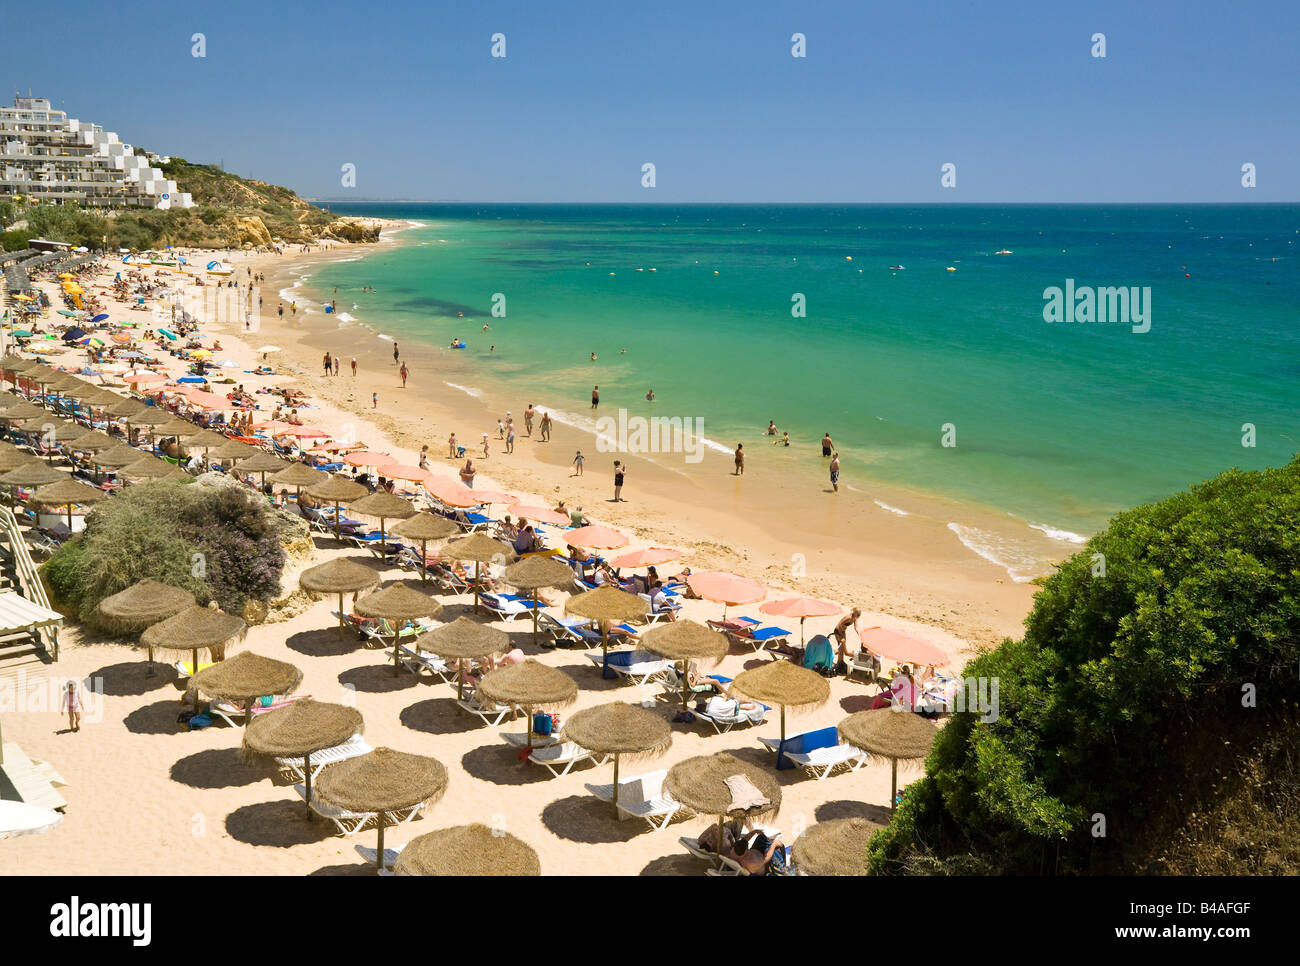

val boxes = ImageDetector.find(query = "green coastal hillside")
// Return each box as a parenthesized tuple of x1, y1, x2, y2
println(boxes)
(869, 457, 1300, 875)
(0, 158, 378, 252)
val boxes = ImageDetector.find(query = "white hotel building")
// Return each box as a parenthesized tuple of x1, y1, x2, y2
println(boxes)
(0, 95, 193, 209)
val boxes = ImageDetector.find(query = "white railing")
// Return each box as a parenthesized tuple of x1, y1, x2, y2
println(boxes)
(0, 503, 59, 660)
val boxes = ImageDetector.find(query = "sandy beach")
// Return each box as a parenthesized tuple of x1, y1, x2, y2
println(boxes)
(2, 225, 1036, 876)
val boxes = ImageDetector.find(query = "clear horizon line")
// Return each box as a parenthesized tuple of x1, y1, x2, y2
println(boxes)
(308, 198, 1300, 206)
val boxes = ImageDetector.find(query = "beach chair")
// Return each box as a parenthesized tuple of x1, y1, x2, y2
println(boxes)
(480, 592, 544, 622)
(210, 694, 307, 728)
(693, 696, 769, 734)
(847, 648, 882, 684)
(275, 734, 373, 782)
(173, 659, 217, 680)
(584, 648, 671, 686)
(499, 730, 563, 750)
(539, 613, 602, 647)
(355, 841, 406, 870)
(397, 644, 458, 683)
(638, 593, 682, 624)
(757, 726, 868, 778)
(585, 769, 684, 830)
(292, 783, 425, 836)
(731, 621, 793, 653)
(453, 509, 493, 533)
(455, 690, 514, 727)
(525, 741, 607, 778)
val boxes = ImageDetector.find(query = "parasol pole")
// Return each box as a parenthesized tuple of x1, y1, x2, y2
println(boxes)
(304, 750, 314, 817)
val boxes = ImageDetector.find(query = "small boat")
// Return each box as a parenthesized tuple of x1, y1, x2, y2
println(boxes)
(888, 264, 905, 271)
(995, 249, 1013, 255)
(946, 266, 956, 272)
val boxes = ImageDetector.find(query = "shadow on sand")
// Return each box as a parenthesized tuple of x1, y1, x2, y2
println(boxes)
(224, 798, 337, 848)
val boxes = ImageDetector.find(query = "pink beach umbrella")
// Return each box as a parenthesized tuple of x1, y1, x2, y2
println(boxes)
(565, 525, 629, 550)
(860, 626, 949, 669)
(609, 547, 682, 569)
(123, 370, 167, 386)
(688, 570, 766, 620)
(344, 451, 395, 468)
(507, 504, 570, 527)
(424, 477, 482, 508)
(759, 596, 841, 646)
(383, 464, 432, 484)
(467, 488, 517, 506)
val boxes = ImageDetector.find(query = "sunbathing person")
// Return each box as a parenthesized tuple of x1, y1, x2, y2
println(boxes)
(730, 829, 787, 875)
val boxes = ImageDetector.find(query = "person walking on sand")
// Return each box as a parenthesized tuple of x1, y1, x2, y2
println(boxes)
(372, 392, 378, 409)
(734, 443, 745, 475)
(572, 450, 584, 476)
(613, 460, 626, 501)
(333, 355, 341, 376)
(591, 385, 599, 411)
(524, 404, 535, 436)
(350, 357, 357, 376)
(61, 680, 83, 733)
(539, 411, 552, 441)
(291, 301, 297, 315)
(323, 351, 332, 376)
(505, 422, 515, 454)
(400, 362, 409, 387)
(496, 418, 505, 439)
(830, 451, 841, 493)
(822, 432, 834, 458)
(482, 432, 490, 458)
(278, 303, 283, 319)
(460, 457, 477, 488)
(448, 433, 458, 458)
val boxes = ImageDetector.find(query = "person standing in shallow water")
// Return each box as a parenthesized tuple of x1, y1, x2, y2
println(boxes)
(591, 386, 599, 411)
(734, 444, 745, 476)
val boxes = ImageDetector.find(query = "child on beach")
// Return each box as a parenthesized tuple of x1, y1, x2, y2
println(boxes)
(400, 362, 409, 387)
(572, 451, 584, 476)
(448, 433, 458, 458)
(350, 357, 357, 376)
(418, 445, 429, 470)
(372, 392, 378, 409)
(482, 433, 490, 458)
(61, 680, 83, 732)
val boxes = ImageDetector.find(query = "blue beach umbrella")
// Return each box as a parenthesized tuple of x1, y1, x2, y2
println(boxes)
(62, 327, 88, 341)
(91, 313, 109, 324)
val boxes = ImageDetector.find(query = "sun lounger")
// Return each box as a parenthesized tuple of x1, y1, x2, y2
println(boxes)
(480, 593, 544, 622)
(638, 593, 682, 624)
(292, 782, 425, 836)
(525, 741, 607, 778)
(500, 730, 562, 749)
(758, 726, 868, 778)
(585, 769, 684, 829)
(275, 734, 373, 782)
(539, 613, 602, 646)
(355, 842, 406, 869)
(731, 623, 793, 652)
(584, 648, 671, 686)
(210, 694, 307, 727)
(453, 509, 493, 533)
(397, 644, 458, 683)
(693, 697, 769, 734)
(173, 659, 217, 679)
(455, 691, 514, 727)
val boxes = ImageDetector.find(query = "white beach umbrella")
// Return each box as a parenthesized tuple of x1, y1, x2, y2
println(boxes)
(0, 800, 64, 839)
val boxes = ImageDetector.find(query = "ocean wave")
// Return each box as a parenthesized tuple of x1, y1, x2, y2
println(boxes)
(1028, 522, 1087, 544)
(444, 381, 483, 398)
(874, 499, 909, 516)
(947, 523, 1044, 583)
(375, 333, 394, 342)
(336, 312, 357, 323)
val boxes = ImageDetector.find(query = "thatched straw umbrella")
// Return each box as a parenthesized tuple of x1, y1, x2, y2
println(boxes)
(731, 661, 830, 755)
(299, 557, 381, 636)
(94, 395, 147, 418)
(389, 512, 459, 584)
(563, 702, 672, 816)
(502, 555, 575, 646)
(792, 817, 882, 876)
(29, 477, 106, 530)
(69, 429, 116, 452)
(0, 447, 33, 473)
(124, 406, 173, 447)
(88, 444, 142, 470)
(118, 457, 179, 481)
(353, 582, 443, 673)
(235, 451, 288, 489)
(348, 490, 415, 558)
(153, 416, 200, 440)
(393, 824, 540, 876)
(1, 461, 71, 506)
(314, 747, 448, 870)
(565, 586, 649, 663)
(242, 699, 363, 814)
(190, 652, 303, 727)
(0, 399, 49, 423)
(207, 439, 257, 466)
(271, 462, 326, 501)
(440, 532, 512, 613)
(304, 474, 367, 541)
(838, 709, 938, 813)
(665, 752, 782, 871)
(140, 604, 247, 678)
(414, 617, 508, 700)
(476, 661, 578, 747)
(95, 579, 197, 640)
(640, 620, 730, 711)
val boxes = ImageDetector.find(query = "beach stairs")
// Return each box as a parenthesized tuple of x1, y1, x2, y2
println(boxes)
(0, 506, 62, 671)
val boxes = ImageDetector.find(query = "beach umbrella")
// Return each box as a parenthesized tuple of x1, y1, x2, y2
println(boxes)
(272, 461, 327, 501)
(299, 557, 381, 636)
(348, 490, 416, 557)
(665, 752, 781, 872)
(414, 617, 508, 700)
(564, 586, 649, 661)
(0, 800, 65, 840)
(506, 503, 569, 527)
(0, 448, 35, 473)
(759, 597, 841, 647)
(389, 512, 460, 584)
(0, 399, 47, 422)
(476, 660, 578, 748)
(89, 444, 144, 470)
(609, 547, 682, 569)
(343, 450, 395, 469)
(234, 451, 288, 487)
(730, 661, 830, 752)
(94, 395, 146, 418)
(29, 477, 106, 530)
(353, 582, 443, 673)
(140, 604, 247, 677)
(564, 524, 629, 550)
(687, 570, 766, 620)
(393, 824, 540, 877)
(0, 463, 69, 501)
(118, 457, 181, 481)
(124, 406, 172, 447)
(639, 620, 729, 711)
(207, 439, 258, 466)
(792, 817, 883, 876)
(190, 652, 303, 727)
(563, 702, 671, 816)
(464, 488, 516, 506)
(152, 416, 201, 440)
(503, 554, 576, 645)
(95, 578, 197, 668)
(440, 532, 512, 613)
(314, 747, 448, 870)
(839, 709, 937, 814)
(423, 477, 481, 508)
(242, 699, 363, 815)
(860, 626, 949, 669)
(123, 370, 167, 386)
(304, 474, 367, 541)
(69, 429, 116, 452)
(256, 345, 281, 354)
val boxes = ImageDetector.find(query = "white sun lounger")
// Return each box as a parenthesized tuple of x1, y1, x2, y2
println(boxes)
(293, 783, 425, 836)
(757, 734, 869, 780)
(694, 701, 768, 734)
(500, 730, 563, 749)
(584, 649, 671, 686)
(456, 691, 514, 727)
(274, 734, 373, 782)
(397, 644, 458, 683)
(356, 842, 406, 869)
(526, 741, 607, 778)
(585, 769, 683, 830)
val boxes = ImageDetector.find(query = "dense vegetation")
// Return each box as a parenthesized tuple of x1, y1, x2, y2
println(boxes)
(869, 459, 1300, 874)
(1, 158, 369, 252)
(42, 479, 288, 626)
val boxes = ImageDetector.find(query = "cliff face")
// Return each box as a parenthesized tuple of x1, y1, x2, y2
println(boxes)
(321, 220, 381, 243)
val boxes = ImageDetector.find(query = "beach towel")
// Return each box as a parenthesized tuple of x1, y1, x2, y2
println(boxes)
(803, 634, 834, 673)
(724, 774, 770, 812)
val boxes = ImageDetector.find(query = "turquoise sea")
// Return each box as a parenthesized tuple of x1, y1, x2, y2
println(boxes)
(303, 203, 1299, 553)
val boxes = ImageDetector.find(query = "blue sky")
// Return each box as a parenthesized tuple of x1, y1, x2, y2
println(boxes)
(7, 0, 1298, 201)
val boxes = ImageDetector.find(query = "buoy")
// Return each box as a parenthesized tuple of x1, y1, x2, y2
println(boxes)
(845, 256, 853, 261)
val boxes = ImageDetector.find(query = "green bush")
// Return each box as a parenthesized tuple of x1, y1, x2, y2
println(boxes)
(870, 459, 1300, 874)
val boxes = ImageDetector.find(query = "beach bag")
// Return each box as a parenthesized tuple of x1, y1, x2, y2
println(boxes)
(532, 712, 553, 736)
